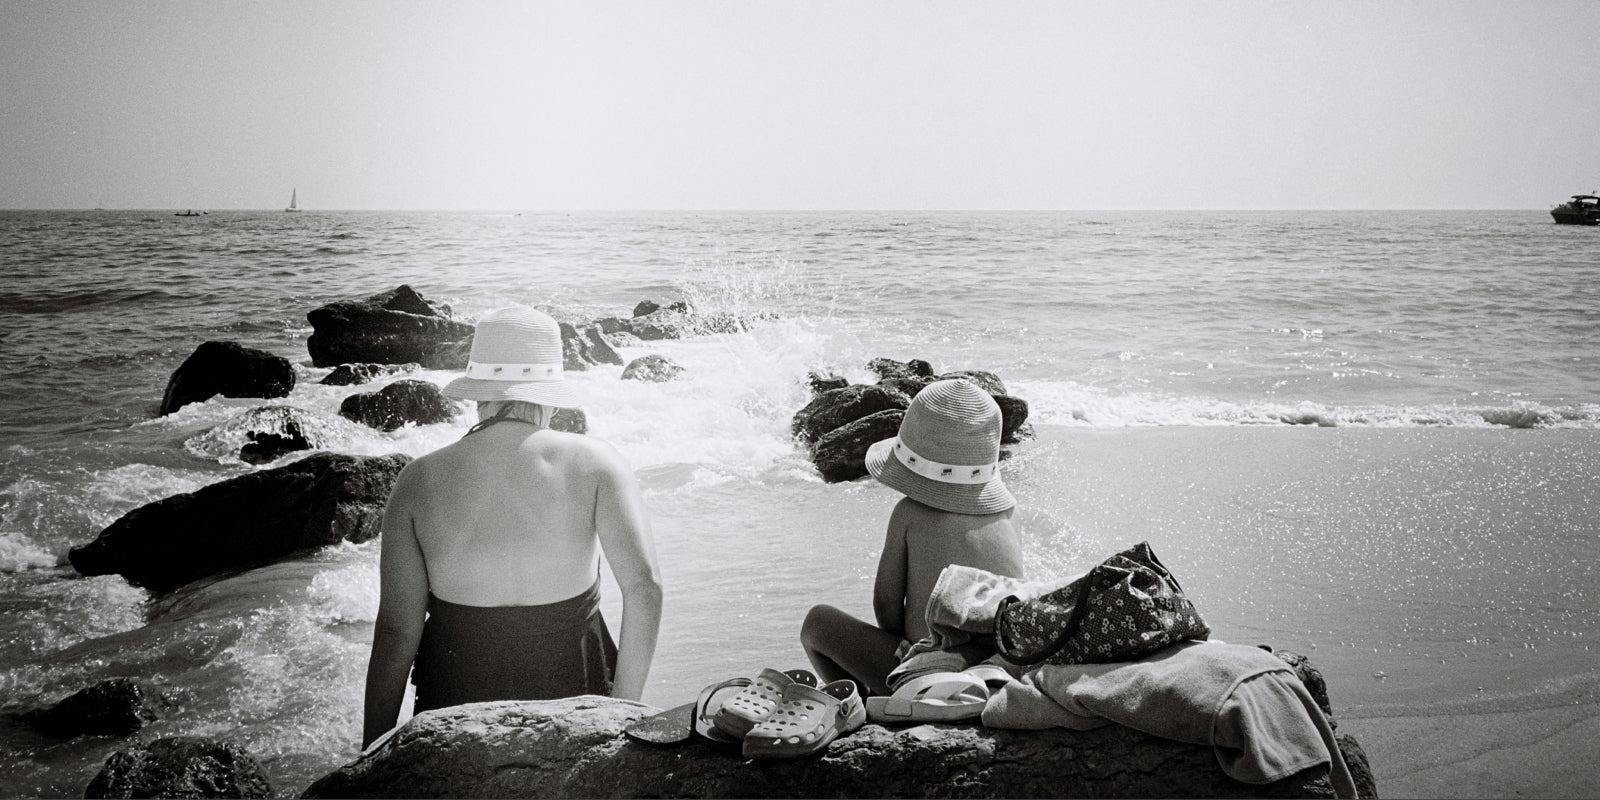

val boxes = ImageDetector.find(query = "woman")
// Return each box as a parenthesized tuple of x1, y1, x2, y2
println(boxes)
(362, 306, 663, 748)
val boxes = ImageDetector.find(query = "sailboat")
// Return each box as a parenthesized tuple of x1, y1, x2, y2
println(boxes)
(285, 188, 302, 213)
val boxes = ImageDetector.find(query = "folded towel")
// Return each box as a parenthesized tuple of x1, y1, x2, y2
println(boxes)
(983, 641, 1355, 797)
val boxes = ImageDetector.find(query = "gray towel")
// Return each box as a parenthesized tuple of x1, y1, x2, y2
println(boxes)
(984, 640, 1355, 798)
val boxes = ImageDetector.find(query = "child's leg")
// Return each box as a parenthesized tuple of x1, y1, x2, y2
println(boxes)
(800, 604, 902, 696)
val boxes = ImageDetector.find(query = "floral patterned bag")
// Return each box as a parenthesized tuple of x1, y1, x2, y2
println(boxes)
(994, 541, 1209, 666)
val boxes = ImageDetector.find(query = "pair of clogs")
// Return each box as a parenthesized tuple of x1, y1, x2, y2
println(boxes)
(711, 668, 866, 758)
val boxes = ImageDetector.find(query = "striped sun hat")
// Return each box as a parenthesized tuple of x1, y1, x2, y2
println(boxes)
(864, 378, 1014, 515)
(441, 307, 580, 408)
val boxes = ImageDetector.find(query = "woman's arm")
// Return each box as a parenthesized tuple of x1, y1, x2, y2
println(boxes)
(872, 501, 911, 639)
(362, 466, 430, 748)
(591, 443, 663, 702)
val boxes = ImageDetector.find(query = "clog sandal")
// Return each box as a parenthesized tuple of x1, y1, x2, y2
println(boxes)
(710, 667, 817, 739)
(692, 677, 753, 745)
(741, 679, 866, 759)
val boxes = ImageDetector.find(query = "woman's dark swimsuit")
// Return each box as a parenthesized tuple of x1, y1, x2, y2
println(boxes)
(411, 580, 618, 713)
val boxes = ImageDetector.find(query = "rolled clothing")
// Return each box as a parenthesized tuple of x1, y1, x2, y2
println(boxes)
(411, 581, 617, 713)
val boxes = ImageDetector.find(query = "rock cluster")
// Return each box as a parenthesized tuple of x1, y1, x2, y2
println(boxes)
(304, 650, 1374, 799)
(793, 358, 1032, 482)
(68, 452, 409, 593)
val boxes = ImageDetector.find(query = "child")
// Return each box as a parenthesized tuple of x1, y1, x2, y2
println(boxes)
(800, 378, 1025, 696)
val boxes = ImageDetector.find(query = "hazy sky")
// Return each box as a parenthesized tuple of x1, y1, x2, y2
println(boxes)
(3, 1, 1597, 210)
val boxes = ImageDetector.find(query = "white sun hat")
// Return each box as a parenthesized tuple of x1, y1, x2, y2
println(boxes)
(441, 307, 580, 408)
(864, 378, 1014, 515)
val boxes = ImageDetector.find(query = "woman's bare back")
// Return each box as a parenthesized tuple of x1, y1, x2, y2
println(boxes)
(401, 424, 606, 606)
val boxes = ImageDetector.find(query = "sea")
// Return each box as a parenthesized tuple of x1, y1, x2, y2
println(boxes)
(0, 209, 1596, 797)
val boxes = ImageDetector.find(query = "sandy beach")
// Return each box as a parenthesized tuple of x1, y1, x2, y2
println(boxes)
(1007, 426, 1600, 799)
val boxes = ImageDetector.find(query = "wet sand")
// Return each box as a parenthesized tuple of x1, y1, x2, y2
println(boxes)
(1024, 426, 1600, 799)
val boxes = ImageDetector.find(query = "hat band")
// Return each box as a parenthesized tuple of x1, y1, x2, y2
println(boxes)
(464, 360, 564, 381)
(892, 439, 998, 485)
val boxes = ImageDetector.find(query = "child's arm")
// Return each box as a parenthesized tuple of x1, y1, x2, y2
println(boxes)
(872, 502, 911, 639)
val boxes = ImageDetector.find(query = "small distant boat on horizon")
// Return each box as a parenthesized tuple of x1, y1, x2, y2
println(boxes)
(285, 188, 302, 213)
(1550, 194, 1599, 225)
(174, 209, 207, 217)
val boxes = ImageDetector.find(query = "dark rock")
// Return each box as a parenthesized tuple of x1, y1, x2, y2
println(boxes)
(594, 309, 694, 341)
(86, 736, 271, 799)
(625, 309, 694, 340)
(241, 430, 309, 465)
(632, 300, 661, 317)
(994, 393, 1032, 444)
(68, 452, 410, 594)
(23, 678, 182, 739)
(580, 324, 623, 366)
(868, 357, 936, 382)
(559, 322, 625, 371)
(304, 674, 1374, 799)
(808, 372, 849, 395)
(338, 380, 458, 432)
(305, 285, 474, 369)
(319, 363, 412, 386)
(813, 409, 903, 482)
(790, 384, 913, 446)
(939, 369, 1008, 396)
(621, 354, 683, 382)
(159, 342, 295, 416)
(551, 408, 587, 435)
(878, 375, 935, 398)
(227, 406, 326, 464)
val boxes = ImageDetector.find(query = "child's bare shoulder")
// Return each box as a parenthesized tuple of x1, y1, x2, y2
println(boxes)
(893, 497, 1016, 535)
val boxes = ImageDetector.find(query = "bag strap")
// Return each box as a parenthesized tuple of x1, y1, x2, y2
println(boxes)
(994, 572, 1100, 666)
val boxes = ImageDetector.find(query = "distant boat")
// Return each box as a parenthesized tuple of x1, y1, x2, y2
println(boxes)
(285, 188, 302, 213)
(1550, 194, 1599, 225)
(175, 210, 206, 217)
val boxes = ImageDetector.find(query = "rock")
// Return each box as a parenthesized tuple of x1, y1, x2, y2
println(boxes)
(23, 678, 183, 739)
(304, 665, 1374, 799)
(86, 736, 271, 799)
(813, 409, 904, 483)
(621, 354, 683, 382)
(159, 341, 295, 415)
(559, 322, 625, 371)
(68, 452, 410, 594)
(580, 324, 624, 366)
(306, 285, 474, 369)
(622, 308, 694, 340)
(868, 357, 936, 382)
(184, 405, 334, 465)
(790, 384, 913, 446)
(994, 393, 1032, 444)
(808, 372, 850, 395)
(632, 299, 661, 317)
(551, 407, 587, 435)
(319, 363, 413, 386)
(878, 375, 935, 398)
(338, 379, 458, 432)
(228, 406, 328, 464)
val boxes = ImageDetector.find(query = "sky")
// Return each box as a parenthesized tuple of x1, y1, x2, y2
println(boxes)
(2, 1, 1597, 210)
